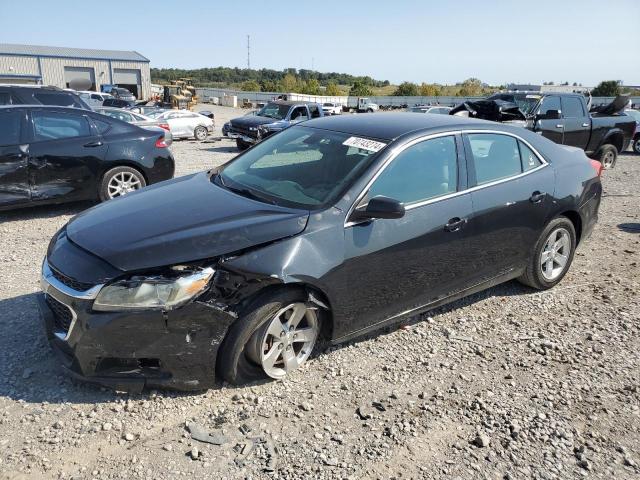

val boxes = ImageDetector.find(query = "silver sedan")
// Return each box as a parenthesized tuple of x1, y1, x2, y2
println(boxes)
(147, 110, 214, 140)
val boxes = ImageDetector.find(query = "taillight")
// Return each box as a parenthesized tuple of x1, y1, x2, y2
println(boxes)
(589, 159, 603, 177)
(159, 123, 170, 131)
(155, 136, 168, 148)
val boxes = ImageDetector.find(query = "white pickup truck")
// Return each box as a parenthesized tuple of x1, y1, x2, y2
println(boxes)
(321, 102, 342, 115)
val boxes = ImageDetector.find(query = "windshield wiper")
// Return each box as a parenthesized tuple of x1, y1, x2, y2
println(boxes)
(224, 183, 277, 205)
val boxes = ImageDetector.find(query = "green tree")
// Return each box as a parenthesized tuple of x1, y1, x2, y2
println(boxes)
(260, 79, 281, 92)
(240, 80, 261, 92)
(325, 82, 342, 96)
(302, 78, 321, 95)
(419, 83, 441, 96)
(591, 80, 620, 97)
(458, 78, 483, 97)
(393, 82, 419, 96)
(349, 80, 373, 96)
(281, 73, 298, 92)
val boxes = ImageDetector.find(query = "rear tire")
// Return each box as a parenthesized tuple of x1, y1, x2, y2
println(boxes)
(194, 125, 208, 141)
(217, 290, 321, 385)
(236, 138, 251, 151)
(633, 136, 640, 155)
(594, 144, 618, 169)
(99, 166, 146, 202)
(518, 217, 576, 290)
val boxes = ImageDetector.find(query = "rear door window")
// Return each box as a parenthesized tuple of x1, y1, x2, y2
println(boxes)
(466, 133, 522, 185)
(518, 141, 543, 171)
(32, 111, 91, 141)
(0, 92, 12, 105)
(561, 97, 586, 118)
(0, 110, 21, 146)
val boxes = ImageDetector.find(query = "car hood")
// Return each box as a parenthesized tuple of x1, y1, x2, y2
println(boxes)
(231, 115, 283, 129)
(66, 172, 309, 272)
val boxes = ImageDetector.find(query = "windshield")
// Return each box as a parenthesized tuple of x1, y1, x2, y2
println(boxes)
(217, 126, 384, 209)
(487, 93, 541, 114)
(257, 103, 290, 120)
(323, 103, 333, 107)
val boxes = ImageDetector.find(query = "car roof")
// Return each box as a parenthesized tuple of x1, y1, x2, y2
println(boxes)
(303, 112, 497, 141)
(0, 104, 95, 113)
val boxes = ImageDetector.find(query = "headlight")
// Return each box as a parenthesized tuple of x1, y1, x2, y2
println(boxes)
(93, 267, 214, 311)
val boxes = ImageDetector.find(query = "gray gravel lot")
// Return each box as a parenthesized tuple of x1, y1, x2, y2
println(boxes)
(0, 106, 638, 479)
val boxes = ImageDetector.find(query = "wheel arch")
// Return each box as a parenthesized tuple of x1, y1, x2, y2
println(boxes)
(600, 130, 625, 153)
(100, 162, 149, 184)
(558, 210, 582, 245)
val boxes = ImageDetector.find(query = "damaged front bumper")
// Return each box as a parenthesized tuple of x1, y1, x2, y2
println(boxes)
(39, 261, 237, 392)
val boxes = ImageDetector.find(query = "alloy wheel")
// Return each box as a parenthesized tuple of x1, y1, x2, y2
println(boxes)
(257, 303, 319, 379)
(195, 126, 208, 140)
(540, 227, 571, 281)
(634, 140, 640, 155)
(107, 171, 142, 199)
(601, 151, 615, 169)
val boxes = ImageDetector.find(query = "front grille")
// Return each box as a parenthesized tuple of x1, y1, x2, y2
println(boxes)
(50, 266, 94, 292)
(230, 123, 256, 139)
(46, 294, 74, 336)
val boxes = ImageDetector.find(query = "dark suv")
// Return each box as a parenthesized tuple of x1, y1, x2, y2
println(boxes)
(0, 84, 90, 109)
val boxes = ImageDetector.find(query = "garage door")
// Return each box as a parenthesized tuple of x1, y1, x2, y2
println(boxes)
(113, 69, 141, 84)
(64, 67, 95, 90)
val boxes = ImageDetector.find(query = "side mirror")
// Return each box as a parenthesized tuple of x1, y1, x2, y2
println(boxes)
(536, 109, 561, 120)
(351, 196, 405, 222)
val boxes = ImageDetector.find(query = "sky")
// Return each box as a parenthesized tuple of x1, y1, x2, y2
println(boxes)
(1, 0, 639, 86)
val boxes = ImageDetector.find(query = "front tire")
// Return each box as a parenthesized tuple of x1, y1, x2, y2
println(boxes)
(594, 144, 618, 169)
(194, 125, 208, 141)
(217, 290, 321, 385)
(633, 136, 640, 155)
(518, 217, 576, 290)
(99, 166, 146, 202)
(236, 138, 251, 151)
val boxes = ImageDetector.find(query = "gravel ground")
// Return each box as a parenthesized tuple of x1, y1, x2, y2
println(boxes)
(0, 106, 639, 479)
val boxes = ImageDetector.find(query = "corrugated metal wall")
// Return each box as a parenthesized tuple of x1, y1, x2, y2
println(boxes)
(0, 54, 151, 99)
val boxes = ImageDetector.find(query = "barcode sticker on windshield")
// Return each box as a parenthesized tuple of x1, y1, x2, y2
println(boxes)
(342, 136, 387, 152)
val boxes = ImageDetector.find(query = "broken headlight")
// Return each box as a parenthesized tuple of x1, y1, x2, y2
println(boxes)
(93, 267, 214, 311)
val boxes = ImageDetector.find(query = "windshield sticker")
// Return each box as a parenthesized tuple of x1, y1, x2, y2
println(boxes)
(343, 136, 387, 152)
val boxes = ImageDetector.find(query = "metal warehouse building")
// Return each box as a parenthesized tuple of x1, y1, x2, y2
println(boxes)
(0, 43, 151, 99)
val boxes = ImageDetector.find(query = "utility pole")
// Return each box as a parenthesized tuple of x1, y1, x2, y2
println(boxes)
(247, 35, 250, 69)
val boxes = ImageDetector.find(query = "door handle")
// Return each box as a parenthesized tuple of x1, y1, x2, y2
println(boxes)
(530, 191, 546, 203)
(83, 140, 103, 148)
(582, 123, 589, 127)
(444, 217, 466, 232)
(555, 124, 563, 129)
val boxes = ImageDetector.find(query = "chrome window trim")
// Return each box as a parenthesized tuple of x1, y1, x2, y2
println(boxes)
(344, 129, 549, 227)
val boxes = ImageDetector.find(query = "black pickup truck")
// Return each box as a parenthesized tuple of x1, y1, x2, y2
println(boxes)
(451, 93, 635, 168)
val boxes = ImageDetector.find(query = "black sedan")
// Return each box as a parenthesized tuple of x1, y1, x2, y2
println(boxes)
(0, 105, 174, 210)
(39, 113, 602, 391)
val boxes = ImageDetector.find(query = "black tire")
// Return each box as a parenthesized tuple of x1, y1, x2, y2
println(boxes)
(633, 136, 640, 155)
(216, 289, 320, 385)
(518, 217, 577, 290)
(594, 144, 618, 169)
(367, 108, 374, 113)
(194, 125, 208, 141)
(99, 166, 146, 202)
(236, 138, 250, 151)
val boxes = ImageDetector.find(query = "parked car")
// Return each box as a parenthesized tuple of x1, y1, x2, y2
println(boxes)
(408, 105, 452, 114)
(78, 91, 113, 108)
(0, 105, 174, 210)
(147, 109, 214, 140)
(94, 107, 173, 145)
(321, 102, 342, 115)
(227, 100, 323, 150)
(39, 113, 602, 391)
(0, 84, 91, 109)
(624, 109, 640, 154)
(128, 105, 166, 116)
(452, 93, 635, 168)
(102, 98, 136, 108)
(109, 87, 136, 102)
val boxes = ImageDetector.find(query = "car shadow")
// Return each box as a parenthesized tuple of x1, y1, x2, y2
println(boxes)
(0, 280, 532, 404)
(618, 222, 640, 234)
(204, 146, 239, 154)
(0, 201, 95, 222)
